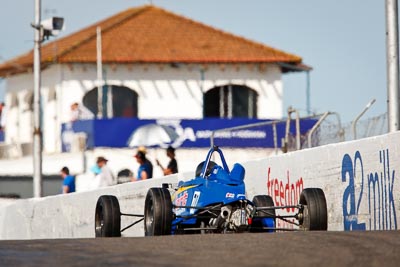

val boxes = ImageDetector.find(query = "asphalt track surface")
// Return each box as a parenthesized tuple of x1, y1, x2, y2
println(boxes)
(0, 231, 399, 267)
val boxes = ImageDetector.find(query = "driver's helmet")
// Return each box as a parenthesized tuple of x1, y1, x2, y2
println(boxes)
(195, 161, 217, 178)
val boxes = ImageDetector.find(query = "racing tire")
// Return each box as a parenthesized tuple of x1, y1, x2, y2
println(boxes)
(251, 195, 275, 232)
(144, 188, 173, 236)
(95, 195, 121, 237)
(299, 188, 328, 231)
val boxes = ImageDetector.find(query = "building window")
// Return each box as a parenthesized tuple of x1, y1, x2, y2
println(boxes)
(203, 84, 257, 118)
(83, 85, 138, 118)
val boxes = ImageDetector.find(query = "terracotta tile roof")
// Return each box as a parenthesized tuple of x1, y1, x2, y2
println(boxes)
(0, 5, 306, 77)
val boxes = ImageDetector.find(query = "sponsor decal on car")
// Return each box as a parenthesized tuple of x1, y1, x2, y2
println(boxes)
(190, 191, 201, 214)
(175, 191, 189, 206)
(174, 191, 189, 215)
(226, 192, 235, 198)
(172, 185, 198, 201)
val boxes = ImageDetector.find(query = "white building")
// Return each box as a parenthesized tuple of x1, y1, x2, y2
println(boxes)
(0, 5, 309, 155)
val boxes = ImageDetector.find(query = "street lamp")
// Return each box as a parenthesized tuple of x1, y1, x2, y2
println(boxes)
(31, 0, 64, 197)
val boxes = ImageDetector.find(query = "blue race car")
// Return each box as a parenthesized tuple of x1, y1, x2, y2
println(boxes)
(95, 146, 327, 237)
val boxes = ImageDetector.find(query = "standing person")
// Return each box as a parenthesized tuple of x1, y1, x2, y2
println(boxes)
(60, 166, 75, 194)
(132, 150, 153, 181)
(0, 102, 5, 131)
(96, 156, 116, 187)
(156, 146, 178, 175)
(69, 102, 81, 122)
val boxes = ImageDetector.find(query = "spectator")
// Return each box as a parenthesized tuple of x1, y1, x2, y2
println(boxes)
(70, 102, 81, 122)
(60, 166, 75, 194)
(91, 164, 102, 176)
(156, 146, 178, 175)
(138, 146, 147, 154)
(69, 102, 95, 122)
(132, 150, 153, 181)
(89, 164, 102, 190)
(0, 102, 5, 131)
(95, 156, 116, 187)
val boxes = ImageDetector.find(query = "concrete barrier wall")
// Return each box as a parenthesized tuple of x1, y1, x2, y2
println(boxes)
(243, 131, 400, 231)
(0, 174, 183, 239)
(0, 132, 399, 239)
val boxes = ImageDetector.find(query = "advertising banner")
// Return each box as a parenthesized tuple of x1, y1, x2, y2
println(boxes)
(61, 118, 316, 151)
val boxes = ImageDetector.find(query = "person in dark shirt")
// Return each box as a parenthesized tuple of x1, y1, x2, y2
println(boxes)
(132, 150, 153, 181)
(60, 166, 75, 193)
(156, 146, 178, 176)
(0, 102, 5, 131)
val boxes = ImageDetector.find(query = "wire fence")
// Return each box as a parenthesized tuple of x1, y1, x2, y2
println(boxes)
(302, 112, 388, 149)
(207, 111, 389, 154)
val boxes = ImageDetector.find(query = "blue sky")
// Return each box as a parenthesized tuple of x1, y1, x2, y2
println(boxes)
(0, 0, 388, 122)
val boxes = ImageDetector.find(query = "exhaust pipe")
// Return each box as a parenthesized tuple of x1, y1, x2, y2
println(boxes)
(213, 206, 231, 228)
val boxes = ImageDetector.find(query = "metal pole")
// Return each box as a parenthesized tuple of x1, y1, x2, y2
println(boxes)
(272, 122, 278, 155)
(107, 85, 113, 118)
(219, 86, 224, 117)
(386, 0, 400, 132)
(228, 84, 232, 119)
(284, 107, 293, 152)
(97, 27, 103, 119)
(295, 109, 300, 150)
(308, 112, 330, 148)
(200, 68, 205, 117)
(33, 0, 42, 197)
(306, 70, 311, 115)
(352, 99, 376, 140)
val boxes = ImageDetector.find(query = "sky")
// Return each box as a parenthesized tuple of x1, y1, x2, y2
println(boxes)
(0, 0, 389, 122)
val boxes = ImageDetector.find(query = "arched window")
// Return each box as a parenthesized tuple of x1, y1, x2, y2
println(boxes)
(204, 84, 257, 118)
(83, 85, 138, 118)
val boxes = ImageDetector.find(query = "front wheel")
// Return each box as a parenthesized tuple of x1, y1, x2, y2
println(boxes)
(95, 195, 121, 237)
(299, 188, 327, 230)
(251, 195, 275, 232)
(144, 188, 173, 236)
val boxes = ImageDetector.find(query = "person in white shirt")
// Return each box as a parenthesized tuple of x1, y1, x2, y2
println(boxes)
(95, 156, 116, 187)
(69, 102, 81, 122)
(69, 102, 95, 122)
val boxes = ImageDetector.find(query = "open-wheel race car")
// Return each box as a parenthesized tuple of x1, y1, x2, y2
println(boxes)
(95, 146, 327, 237)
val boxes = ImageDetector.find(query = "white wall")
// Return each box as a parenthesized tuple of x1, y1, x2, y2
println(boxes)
(56, 63, 283, 121)
(4, 69, 62, 149)
(0, 132, 399, 239)
(0, 175, 183, 239)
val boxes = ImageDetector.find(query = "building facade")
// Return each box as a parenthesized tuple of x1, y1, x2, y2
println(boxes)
(0, 5, 309, 154)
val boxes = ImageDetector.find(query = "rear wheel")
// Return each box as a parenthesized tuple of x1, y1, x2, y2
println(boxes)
(251, 195, 275, 232)
(144, 188, 173, 236)
(95, 195, 121, 237)
(299, 188, 328, 230)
